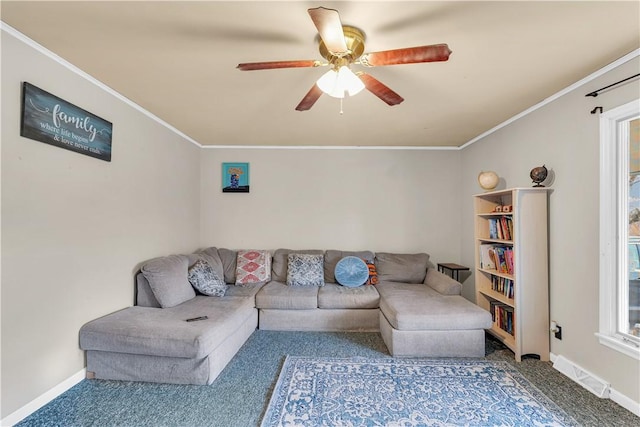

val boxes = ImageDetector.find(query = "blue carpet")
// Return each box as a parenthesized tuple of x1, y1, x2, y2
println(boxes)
(261, 356, 578, 427)
(14, 331, 638, 426)
(16, 332, 389, 427)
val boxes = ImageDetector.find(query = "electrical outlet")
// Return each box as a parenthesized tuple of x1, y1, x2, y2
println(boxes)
(554, 325, 562, 340)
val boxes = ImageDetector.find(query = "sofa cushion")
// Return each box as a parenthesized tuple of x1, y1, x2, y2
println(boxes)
(317, 283, 380, 309)
(271, 249, 323, 282)
(255, 281, 318, 309)
(375, 252, 430, 284)
(334, 256, 369, 287)
(141, 255, 195, 308)
(218, 248, 238, 284)
(323, 250, 375, 283)
(235, 249, 271, 285)
(196, 247, 226, 279)
(224, 282, 264, 300)
(136, 273, 161, 308)
(377, 282, 492, 331)
(376, 281, 441, 300)
(287, 253, 324, 286)
(188, 259, 227, 297)
(79, 296, 256, 358)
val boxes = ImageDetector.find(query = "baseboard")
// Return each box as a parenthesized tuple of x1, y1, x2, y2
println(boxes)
(549, 352, 640, 417)
(1, 368, 86, 427)
(610, 388, 640, 417)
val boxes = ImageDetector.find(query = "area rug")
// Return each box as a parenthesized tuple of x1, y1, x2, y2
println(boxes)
(261, 357, 578, 427)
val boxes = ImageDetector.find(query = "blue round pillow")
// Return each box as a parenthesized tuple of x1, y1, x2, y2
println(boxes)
(334, 256, 369, 287)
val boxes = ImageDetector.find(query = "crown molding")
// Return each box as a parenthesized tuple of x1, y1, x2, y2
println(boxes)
(1, 22, 202, 148)
(460, 49, 640, 150)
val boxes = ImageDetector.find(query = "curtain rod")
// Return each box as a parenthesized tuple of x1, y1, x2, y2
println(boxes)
(585, 73, 640, 97)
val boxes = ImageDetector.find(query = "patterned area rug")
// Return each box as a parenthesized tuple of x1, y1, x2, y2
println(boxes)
(261, 357, 578, 427)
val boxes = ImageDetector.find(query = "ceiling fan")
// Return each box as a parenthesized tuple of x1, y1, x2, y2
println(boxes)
(237, 7, 452, 111)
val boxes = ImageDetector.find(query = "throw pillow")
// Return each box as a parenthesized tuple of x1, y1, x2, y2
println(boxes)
(364, 260, 379, 285)
(272, 249, 324, 282)
(141, 255, 195, 308)
(287, 253, 324, 286)
(323, 250, 375, 283)
(188, 259, 227, 297)
(236, 250, 271, 285)
(334, 256, 369, 287)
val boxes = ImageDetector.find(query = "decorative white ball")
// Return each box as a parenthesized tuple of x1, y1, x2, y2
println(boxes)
(478, 171, 499, 190)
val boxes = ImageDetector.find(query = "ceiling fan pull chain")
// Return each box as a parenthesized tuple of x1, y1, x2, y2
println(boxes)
(340, 98, 344, 115)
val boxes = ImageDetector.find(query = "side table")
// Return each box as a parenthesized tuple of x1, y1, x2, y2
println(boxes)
(437, 263, 469, 281)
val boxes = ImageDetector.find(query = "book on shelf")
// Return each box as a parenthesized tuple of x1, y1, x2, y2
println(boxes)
(491, 275, 514, 299)
(489, 219, 498, 239)
(479, 244, 497, 270)
(500, 217, 512, 240)
(479, 245, 514, 275)
(493, 246, 514, 275)
(505, 249, 514, 275)
(490, 301, 514, 336)
(488, 217, 513, 241)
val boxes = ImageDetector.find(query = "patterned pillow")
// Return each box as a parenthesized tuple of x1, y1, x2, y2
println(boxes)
(188, 259, 227, 297)
(364, 260, 379, 285)
(287, 253, 324, 287)
(236, 250, 271, 285)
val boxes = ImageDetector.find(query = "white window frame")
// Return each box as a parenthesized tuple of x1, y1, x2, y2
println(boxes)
(598, 99, 640, 360)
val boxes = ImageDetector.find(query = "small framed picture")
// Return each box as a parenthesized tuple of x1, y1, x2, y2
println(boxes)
(222, 162, 250, 193)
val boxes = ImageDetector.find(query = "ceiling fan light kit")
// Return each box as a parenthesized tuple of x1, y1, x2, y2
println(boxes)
(237, 7, 452, 111)
(316, 66, 365, 98)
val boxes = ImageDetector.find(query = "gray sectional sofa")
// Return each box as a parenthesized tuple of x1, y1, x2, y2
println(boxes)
(79, 247, 492, 385)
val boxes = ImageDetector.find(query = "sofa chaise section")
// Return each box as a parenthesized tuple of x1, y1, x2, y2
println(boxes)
(80, 295, 257, 384)
(377, 270, 493, 357)
(79, 249, 262, 385)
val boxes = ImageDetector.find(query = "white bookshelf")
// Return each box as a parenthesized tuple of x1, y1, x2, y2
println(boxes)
(474, 188, 550, 361)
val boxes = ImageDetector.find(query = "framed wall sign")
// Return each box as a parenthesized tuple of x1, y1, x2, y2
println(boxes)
(20, 82, 113, 162)
(222, 162, 250, 193)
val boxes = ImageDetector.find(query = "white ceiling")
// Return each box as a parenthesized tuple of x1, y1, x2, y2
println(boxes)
(2, 1, 639, 147)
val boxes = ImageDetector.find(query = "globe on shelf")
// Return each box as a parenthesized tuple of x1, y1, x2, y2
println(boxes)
(530, 165, 548, 187)
(478, 171, 499, 190)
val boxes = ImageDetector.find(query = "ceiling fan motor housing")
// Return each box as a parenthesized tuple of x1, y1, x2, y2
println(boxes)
(318, 25, 366, 65)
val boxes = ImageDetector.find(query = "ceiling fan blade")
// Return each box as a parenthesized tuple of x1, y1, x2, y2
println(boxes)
(237, 60, 320, 71)
(361, 44, 452, 66)
(359, 73, 404, 106)
(295, 84, 323, 111)
(308, 7, 348, 54)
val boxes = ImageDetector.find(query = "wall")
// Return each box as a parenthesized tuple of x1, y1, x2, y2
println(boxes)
(460, 56, 640, 403)
(200, 148, 462, 263)
(1, 30, 202, 419)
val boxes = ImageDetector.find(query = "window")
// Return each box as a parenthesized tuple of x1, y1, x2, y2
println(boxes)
(599, 99, 640, 359)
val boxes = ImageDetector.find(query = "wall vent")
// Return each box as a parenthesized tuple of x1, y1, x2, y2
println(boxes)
(553, 355, 611, 398)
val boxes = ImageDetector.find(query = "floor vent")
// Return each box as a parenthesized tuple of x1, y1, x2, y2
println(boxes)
(553, 355, 610, 398)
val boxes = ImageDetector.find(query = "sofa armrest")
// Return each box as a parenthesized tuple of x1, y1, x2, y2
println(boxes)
(423, 268, 462, 295)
